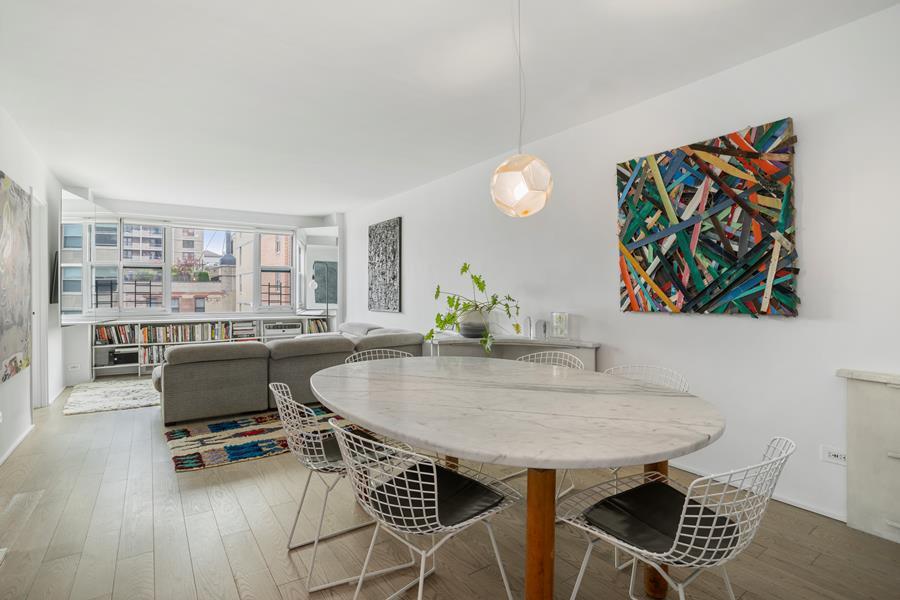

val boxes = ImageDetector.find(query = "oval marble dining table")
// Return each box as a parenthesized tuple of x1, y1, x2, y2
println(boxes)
(310, 356, 726, 600)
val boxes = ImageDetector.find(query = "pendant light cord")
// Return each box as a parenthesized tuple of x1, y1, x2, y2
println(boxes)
(514, 0, 526, 154)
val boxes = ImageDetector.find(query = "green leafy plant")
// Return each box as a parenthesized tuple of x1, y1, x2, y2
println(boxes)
(424, 263, 521, 353)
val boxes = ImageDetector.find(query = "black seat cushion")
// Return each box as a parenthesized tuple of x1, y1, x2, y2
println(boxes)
(321, 427, 377, 463)
(370, 464, 504, 528)
(583, 480, 738, 561)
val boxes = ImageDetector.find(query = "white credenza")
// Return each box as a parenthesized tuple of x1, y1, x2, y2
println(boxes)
(428, 335, 600, 371)
(837, 369, 900, 543)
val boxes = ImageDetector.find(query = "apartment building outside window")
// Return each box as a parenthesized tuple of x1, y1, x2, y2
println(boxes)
(59, 219, 297, 316)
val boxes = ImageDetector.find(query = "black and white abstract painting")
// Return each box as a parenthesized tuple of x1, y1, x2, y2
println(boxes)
(368, 217, 401, 312)
(0, 171, 32, 384)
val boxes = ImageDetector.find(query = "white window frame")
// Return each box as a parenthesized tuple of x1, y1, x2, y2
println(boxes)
(257, 231, 295, 313)
(120, 221, 168, 313)
(60, 218, 300, 318)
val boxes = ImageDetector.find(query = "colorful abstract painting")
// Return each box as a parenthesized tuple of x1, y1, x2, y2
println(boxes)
(0, 171, 32, 383)
(617, 118, 799, 317)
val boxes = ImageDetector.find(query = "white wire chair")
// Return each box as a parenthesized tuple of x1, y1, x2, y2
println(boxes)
(602, 363, 691, 569)
(270, 383, 415, 592)
(558, 437, 796, 600)
(517, 350, 585, 370)
(491, 351, 585, 499)
(330, 418, 521, 600)
(604, 364, 690, 393)
(346, 348, 414, 363)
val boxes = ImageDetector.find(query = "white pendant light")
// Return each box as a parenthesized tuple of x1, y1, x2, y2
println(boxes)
(490, 0, 552, 218)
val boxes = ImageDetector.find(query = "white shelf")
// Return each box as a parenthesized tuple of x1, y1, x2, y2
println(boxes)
(90, 315, 319, 380)
(94, 344, 139, 349)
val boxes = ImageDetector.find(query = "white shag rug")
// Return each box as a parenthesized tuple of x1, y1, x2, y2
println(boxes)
(63, 377, 160, 415)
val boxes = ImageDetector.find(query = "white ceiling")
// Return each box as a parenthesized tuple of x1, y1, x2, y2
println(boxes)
(0, 1, 895, 215)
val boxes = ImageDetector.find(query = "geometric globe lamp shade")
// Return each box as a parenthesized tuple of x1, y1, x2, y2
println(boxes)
(490, 153, 553, 218)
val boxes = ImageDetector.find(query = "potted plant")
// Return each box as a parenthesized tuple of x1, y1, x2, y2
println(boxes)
(425, 263, 521, 352)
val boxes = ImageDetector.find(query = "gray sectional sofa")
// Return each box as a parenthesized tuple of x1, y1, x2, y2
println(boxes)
(153, 322, 423, 425)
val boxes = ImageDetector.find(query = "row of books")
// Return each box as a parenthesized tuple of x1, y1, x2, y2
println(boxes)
(140, 346, 167, 365)
(141, 322, 231, 344)
(307, 319, 330, 334)
(95, 324, 138, 345)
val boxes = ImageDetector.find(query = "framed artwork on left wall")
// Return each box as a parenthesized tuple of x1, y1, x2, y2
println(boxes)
(0, 170, 33, 383)
(368, 217, 401, 312)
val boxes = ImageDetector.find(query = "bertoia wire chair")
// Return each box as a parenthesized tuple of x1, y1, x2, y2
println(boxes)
(330, 418, 522, 600)
(558, 437, 796, 600)
(602, 363, 691, 569)
(346, 348, 413, 363)
(492, 351, 585, 498)
(269, 383, 415, 592)
(604, 364, 690, 394)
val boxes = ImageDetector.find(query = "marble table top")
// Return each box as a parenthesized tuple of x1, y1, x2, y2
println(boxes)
(310, 356, 725, 469)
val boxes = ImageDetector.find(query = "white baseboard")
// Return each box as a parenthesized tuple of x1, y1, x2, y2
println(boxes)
(0, 423, 35, 467)
(670, 459, 847, 523)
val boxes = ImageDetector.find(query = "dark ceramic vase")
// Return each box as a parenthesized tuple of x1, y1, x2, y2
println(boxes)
(458, 311, 489, 338)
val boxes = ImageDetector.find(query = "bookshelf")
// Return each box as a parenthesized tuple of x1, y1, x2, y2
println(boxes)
(91, 314, 333, 379)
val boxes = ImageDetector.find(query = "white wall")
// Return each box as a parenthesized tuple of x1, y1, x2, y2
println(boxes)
(345, 6, 900, 520)
(0, 104, 62, 462)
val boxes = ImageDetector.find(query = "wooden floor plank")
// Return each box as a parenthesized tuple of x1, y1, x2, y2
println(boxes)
(3, 396, 898, 600)
(113, 552, 155, 600)
(24, 553, 80, 600)
(151, 458, 197, 600)
(184, 512, 240, 600)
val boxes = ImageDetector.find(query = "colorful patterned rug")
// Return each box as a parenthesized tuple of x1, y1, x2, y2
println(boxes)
(164, 403, 338, 472)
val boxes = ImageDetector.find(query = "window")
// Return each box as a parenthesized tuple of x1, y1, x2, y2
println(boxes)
(61, 266, 83, 314)
(63, 224, 83, 249)
(260, 233, 293, 308)
(172, 228, 241, 314)
(92, 223, 119, 263)
(122, 267, 163, 308)
(60, 219, 300, 318)
(122, 223, 164, 264)
(92, 266, 119, 309)
(95, 223, 118, 247)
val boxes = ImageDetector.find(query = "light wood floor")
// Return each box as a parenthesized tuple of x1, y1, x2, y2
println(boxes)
(1, 391, 899, 600)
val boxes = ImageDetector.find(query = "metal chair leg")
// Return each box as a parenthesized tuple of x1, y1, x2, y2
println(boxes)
(484, 520, 514, 600)
(353, 523, 379, 600)
(287, 473, 375, 550)
(569, 534, 595, 600)
(627, 557, 642, 600)
(416, 550, 428, 600)
(286, 470, 312, 550)
(721, 565, 737, 600)
(556, 469, 575, 498)
(306, 475, 338, 590)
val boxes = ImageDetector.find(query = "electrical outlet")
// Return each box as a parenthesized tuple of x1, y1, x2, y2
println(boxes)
(821, 445, 847, 466)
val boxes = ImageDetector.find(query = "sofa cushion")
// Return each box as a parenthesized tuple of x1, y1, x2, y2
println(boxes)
(267, 334, 356, 360)
(338, 322, 384, 337)
(355, 331, 424, 351)
(151, 366, 162, 392)
(165, 341, 269, 365)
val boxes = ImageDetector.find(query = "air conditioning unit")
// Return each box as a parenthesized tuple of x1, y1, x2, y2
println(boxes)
(264, 322, 304, 337)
